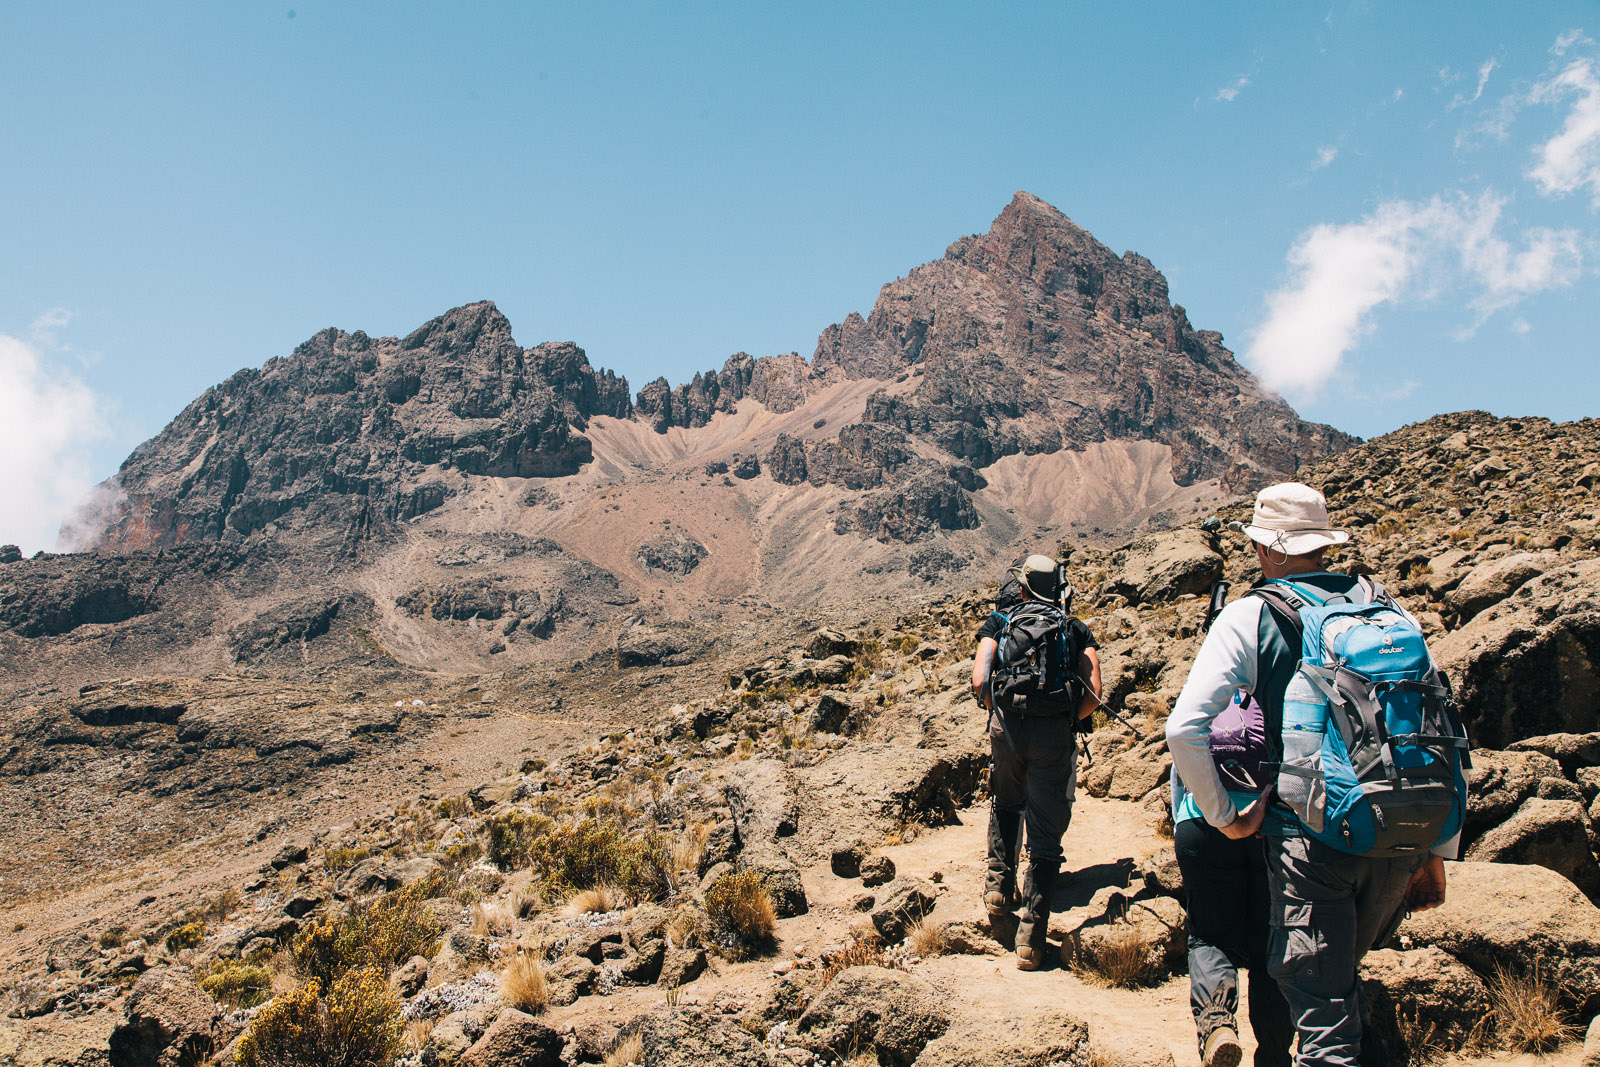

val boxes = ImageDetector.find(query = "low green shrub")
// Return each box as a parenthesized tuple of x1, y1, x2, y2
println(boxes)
(323, 847, 371, 872)
(237, 966, 401, 1067)
(485, 811, 553, 870)
(527, 818, 675, 902)
(291, 878, 442, 984)
(200, 961, 273, 1009)
(165, 922, 206, 952)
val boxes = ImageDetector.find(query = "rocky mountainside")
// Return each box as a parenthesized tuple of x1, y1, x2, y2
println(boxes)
(4, 410, 1597, 1067)
(0, 193, 1353, 695)
(98, 304, 631, 551)
(85, 192, 1348, 557)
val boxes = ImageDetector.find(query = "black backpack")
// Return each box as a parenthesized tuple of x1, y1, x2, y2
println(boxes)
(990, 601, 1082, 718)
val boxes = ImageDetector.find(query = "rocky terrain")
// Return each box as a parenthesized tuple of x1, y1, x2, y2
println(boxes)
(1, 192, 1597, 1066)
(1, 193, 1346, 697)
(2, 410, 1599, 1067)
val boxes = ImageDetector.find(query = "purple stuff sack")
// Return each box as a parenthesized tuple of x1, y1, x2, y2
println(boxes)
(1209, 688, 1268, 793)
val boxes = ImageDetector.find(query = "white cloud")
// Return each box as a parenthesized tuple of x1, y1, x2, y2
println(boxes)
(0, 329, 113, 554)
(1243, 193, 1582, 400)
(1451, 58, 1499, 109)
(1527, 56, 1600, 204)
(1510, 317, 1533, 335)
(1215, 75, 1250, 103)
(1552, 30, 1593, 56)
(1311, 145, 1339, 170)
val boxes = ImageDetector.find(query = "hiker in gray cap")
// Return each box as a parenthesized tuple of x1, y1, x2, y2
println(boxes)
(1168, 483, 1464, 1067)
(972, 554, 1101, 970)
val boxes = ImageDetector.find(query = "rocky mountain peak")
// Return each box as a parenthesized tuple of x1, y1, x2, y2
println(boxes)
(92, 303, 629, 551)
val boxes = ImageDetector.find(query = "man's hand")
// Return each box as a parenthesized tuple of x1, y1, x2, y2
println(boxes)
(1404, 854, 1447, 911)
(1218, 788, 1271, 839)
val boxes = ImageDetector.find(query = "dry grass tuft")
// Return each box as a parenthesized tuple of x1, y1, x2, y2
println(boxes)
(605, 1032, 644, 1067)
(1393, 1006, 1448, 1066)
(1069, 916, 1159, 989)
(567, 883, 628, 916)
(470, 901, 515, 937)
(704, 870, 777, 955)
(404, 1019, 434, 1056)
(672, 821, 711, 873)
(905, 918, 947, 959)
(500, 952, 550, 1015)
(1488, 962, 1574, 1053)
(819, 934, 885, 986)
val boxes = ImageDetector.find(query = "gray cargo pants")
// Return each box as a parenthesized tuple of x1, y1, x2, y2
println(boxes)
(985, 712, 1076, 894)
(1264, 835, 1422, 1067)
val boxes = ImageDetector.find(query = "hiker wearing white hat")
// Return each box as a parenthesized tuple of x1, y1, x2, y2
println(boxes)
(971, 553, 1101, 970)
(1238, 482, 1351, 559)
(1167, 483, 1455, 1067)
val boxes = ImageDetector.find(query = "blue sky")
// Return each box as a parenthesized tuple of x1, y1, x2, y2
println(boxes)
(3, 2, 1597, 552)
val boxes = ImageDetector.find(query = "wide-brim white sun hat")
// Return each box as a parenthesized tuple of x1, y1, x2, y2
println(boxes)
(1241, 482, 1350, 556)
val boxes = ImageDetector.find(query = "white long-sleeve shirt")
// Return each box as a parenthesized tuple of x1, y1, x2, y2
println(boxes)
(1166, 578, 1460, 858)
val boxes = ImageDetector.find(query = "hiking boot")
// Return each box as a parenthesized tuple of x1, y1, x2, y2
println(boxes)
(1015, 933, 1049, 971)
(1203, 1026, 1243, 1067)
(1013, 860, 1058, 970)
(983, 887, 1016, 916)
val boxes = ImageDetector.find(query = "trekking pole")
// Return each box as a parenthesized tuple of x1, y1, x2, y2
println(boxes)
(1074, 671, 1147, 742)
(1203, 579, 1231, 633)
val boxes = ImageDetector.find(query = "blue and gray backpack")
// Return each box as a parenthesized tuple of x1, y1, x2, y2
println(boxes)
(1252, 577, 1471, 857)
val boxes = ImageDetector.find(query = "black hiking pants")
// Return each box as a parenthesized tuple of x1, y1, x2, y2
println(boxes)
(1175, 818, 1294, 1067)
(985, 711, 1076, 912)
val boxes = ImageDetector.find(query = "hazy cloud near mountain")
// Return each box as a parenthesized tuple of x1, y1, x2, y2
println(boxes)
(1247, 31, 1594, 404)
(0, 322, 111, 554)
(1244, 193, 1581, 400)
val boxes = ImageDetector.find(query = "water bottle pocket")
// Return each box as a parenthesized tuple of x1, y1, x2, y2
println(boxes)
(1277, 734, 1327, 833)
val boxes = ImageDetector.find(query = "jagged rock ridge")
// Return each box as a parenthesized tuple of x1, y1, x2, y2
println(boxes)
(99, 302, 630, 550)
(642, 191, 1356, 501)
(89, 192, 1351, 552)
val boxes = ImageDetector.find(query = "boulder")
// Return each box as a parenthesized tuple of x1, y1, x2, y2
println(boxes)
(623, 1005, 775, 1067)
(739, 851, 808, 918)
(1464, 797, 1600, 901)
(1447, 552, 1556, 621)
(658, 945, 707, 988)
(1360, 947, 1492, 1055)
(806, 628, 859, 660)
(938, 921, 1007, 956)
(1583, 1013, 1600, 1067)
(1061, 893, 1187, 985)
(545, 954, 597, 1006)
(1432, 559, 1600, 749)
(1508, 732, 1600, 776)
(870, 877, 938, 943)
(725, 759, 801, 844)
(1400, 861, 1600, 1014)
(1464, 749, 1573, 841)
(1108, 529, 1223, 605)
(1081, 735, 1170, 801)
(458, 1008, 563, 1067)
(859, 855, 896, 888)
(108, 967, 219, 1067)
(1136, 848, 1184, 898)
(336, 856, 399, 897)
(793, 743, 985, 861)
(809, 691, 865, 736)
(794, 966, 950, 1067)
(915, 1009, 1091, 1067)
(44, 933, 97, 973)
(830, 840, 869, 879)
(427, 1010, 491, 1064)
(743, 969, 819, 1029)
(395, 955, 429, 997)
